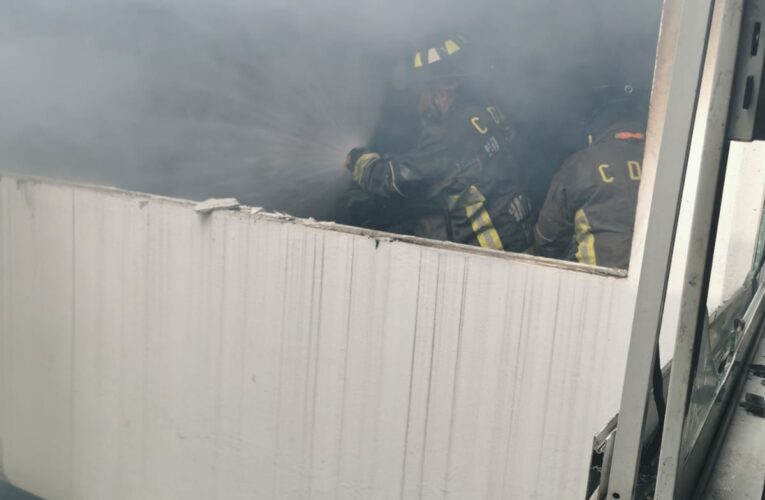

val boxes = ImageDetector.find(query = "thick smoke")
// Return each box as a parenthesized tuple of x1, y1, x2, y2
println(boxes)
(0, 0, 661, 220)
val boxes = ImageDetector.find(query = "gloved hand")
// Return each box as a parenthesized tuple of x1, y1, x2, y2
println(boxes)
(345, 147, 371, 171)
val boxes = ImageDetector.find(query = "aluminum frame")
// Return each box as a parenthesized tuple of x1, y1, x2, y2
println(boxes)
(654, 0, 745, 496)
(604, 0, 765, 497)
(606, 0, 716, 497)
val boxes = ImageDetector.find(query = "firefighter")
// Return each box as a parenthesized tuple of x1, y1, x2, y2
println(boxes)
(534, 84, 648, 269)
(345, 35, 533, 252)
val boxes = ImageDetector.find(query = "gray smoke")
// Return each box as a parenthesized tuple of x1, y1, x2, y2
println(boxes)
(0, 0, 661, 220)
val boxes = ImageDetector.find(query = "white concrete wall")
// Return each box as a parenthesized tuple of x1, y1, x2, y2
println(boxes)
(0, 175, 636, 499)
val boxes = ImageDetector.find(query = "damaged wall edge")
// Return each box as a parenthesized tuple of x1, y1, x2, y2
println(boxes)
(0, 171, 628, 279)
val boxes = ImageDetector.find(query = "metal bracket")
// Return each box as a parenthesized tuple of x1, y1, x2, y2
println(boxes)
(586, 416, 618, 499)
(728, 0, 765, 141)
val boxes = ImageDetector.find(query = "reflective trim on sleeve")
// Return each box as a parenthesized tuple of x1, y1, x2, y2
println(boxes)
(352, 153, 381, 185)
(446, 184, 486, 210)
(387, 161, 405, 197)
(574, 208, 597, 266)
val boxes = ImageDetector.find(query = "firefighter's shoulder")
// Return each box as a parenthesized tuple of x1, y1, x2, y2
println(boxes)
(556, 147, 596, 178)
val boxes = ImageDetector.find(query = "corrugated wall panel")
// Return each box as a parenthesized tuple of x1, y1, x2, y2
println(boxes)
(1, 180, 76, 498)
(0, 175, 634, 499)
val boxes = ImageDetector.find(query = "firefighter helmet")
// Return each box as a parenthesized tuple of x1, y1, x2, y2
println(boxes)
(590, 83, 650, 118)
(408, 34, 474, 84)
(586, 83, 650, 143)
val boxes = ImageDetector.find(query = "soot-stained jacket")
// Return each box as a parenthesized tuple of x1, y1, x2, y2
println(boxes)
(351, 95, 532, 252)
(534, 121, 646, 269)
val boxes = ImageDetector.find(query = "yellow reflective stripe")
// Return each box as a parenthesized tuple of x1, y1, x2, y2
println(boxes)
(464, 205, 504, 251)
(427, 48, 441, 64)
(466, 203, 493, 249)
(468, 185, 485, 203)
(444, 39, 461, 55)
(352, 153, 381, 184)
(413, 52, 423, 68)
(448, 185, 504, 251)
(478, 207, 500, 249)
(446, 185, 485, 210)
(574, 209, 597, 265)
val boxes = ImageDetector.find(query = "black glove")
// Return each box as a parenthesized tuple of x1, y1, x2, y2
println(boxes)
(345, 147, 371, 171)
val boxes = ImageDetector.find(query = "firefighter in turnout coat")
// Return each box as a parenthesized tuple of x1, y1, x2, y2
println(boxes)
(346, 35, 533, 252)
(534, 84, 648, 269)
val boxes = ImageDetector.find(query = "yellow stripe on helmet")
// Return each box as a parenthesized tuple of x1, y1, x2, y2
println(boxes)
(427, 48, 441, 64)
(413, 52, 423, 68)
(444, 39, 461, 55)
